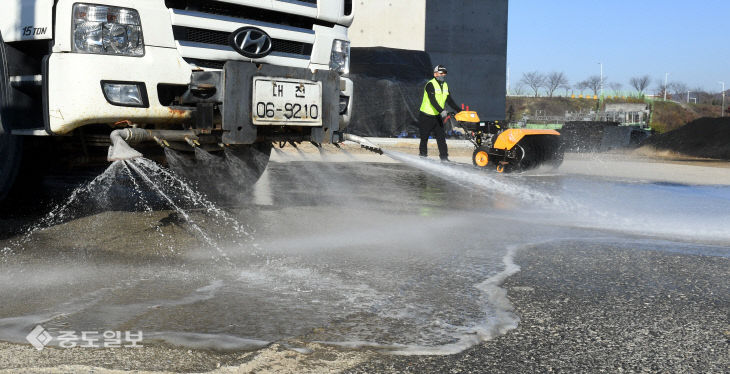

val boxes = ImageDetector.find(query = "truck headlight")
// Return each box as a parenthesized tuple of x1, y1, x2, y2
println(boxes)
(329, 40, 350, 75)
(72, 4, 144, 56)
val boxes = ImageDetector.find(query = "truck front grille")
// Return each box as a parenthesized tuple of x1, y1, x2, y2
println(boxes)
(167, 1, 329, 70)
(173, 26, 313, 57)
(165, 0, 334, 29)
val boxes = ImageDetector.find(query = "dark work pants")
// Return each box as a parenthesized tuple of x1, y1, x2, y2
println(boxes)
(418, 113, 448, 159)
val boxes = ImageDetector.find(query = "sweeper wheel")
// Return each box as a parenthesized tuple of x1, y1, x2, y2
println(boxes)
(472, 147, 491, 168)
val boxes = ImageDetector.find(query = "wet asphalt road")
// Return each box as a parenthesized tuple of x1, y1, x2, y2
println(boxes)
(0, 146, 728, 373)
(346, 243, 730, 374)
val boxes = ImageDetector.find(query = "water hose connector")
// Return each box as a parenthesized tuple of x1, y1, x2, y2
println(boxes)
(107, 127, 200, 161)
(108, 128, 147, 161)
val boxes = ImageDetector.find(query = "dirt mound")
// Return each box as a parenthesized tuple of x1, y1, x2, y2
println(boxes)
(640, 117, 730, 160)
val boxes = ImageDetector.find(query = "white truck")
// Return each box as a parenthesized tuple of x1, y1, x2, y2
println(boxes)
(0, 0, 354, 200)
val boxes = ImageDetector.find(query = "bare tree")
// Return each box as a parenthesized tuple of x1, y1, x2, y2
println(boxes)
(629, 75, 651, 95)
(512, 84, 526, 96)
(519, 71, 546, 97)
(544, 72, 568, 97)
(576, 80, 589, 95)
(560, 83, 571, 97)
(692, 87, 713, 105)
(656, 79, 669, 99)
(669, 82, 689, 101)
(608, 82, 623, 95)
(581, 75, 603, 96)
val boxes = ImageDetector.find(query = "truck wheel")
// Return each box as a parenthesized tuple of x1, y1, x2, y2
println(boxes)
(0, 32, 23, 203)
(0, 133, 23, 202)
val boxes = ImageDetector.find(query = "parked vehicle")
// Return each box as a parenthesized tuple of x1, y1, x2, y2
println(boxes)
(0, 0, 354, 200)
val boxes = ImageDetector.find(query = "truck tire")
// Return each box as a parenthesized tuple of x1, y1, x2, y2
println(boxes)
(0, 134, 22, 202)
(0, 31, 8, 136)
(0, 33, 23, 203)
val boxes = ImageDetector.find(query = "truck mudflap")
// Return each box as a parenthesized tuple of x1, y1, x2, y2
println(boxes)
(222, 62, 340, 145)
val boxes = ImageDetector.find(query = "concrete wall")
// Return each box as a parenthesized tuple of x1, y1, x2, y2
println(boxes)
(348, 0, 508, 121)
(349, 0, 426, 50)
(425, 0, 508, 120)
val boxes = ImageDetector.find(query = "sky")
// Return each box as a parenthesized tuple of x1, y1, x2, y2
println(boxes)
(507, 1, 730, 94)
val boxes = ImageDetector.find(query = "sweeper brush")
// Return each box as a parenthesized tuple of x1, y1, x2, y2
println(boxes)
(453, 111, 564, 173)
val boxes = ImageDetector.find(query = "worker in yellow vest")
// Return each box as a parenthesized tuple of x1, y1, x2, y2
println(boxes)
(419, 65, 460, 161)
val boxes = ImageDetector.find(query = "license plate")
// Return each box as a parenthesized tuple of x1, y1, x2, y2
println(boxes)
(252, 77, 322, 126)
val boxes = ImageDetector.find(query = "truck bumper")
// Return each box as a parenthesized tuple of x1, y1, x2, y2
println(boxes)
(45, 46, 353, 142)
(45, 47, 193, 135)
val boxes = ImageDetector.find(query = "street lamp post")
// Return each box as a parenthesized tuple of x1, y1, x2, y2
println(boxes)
(663, 73, 669, 101)
(599, 62, 603, 99)
(720, 81, 726, 117)
(506, 65, 510, 96)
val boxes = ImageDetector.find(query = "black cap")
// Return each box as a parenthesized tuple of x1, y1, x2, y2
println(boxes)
(434, 65, 448, 74)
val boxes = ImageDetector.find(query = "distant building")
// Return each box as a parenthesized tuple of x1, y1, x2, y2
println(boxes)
(604, 103, 650, 125)
(349, 0, 508, 121)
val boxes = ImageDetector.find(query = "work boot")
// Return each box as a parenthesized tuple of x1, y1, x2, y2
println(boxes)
(440, 158, 452, 163)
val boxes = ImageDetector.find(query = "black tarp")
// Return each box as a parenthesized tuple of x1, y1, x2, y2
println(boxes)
(346, 47, 433, 137)
(560, 121, 619, 152)
(561, 121, 650, 152)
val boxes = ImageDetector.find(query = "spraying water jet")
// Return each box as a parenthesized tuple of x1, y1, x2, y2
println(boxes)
(342, 133, 383, 155)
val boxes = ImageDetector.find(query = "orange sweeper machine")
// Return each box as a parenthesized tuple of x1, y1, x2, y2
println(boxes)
(452, 111, 564, 173)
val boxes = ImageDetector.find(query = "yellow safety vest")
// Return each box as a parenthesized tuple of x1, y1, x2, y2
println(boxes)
(420, 78, 449, 116)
